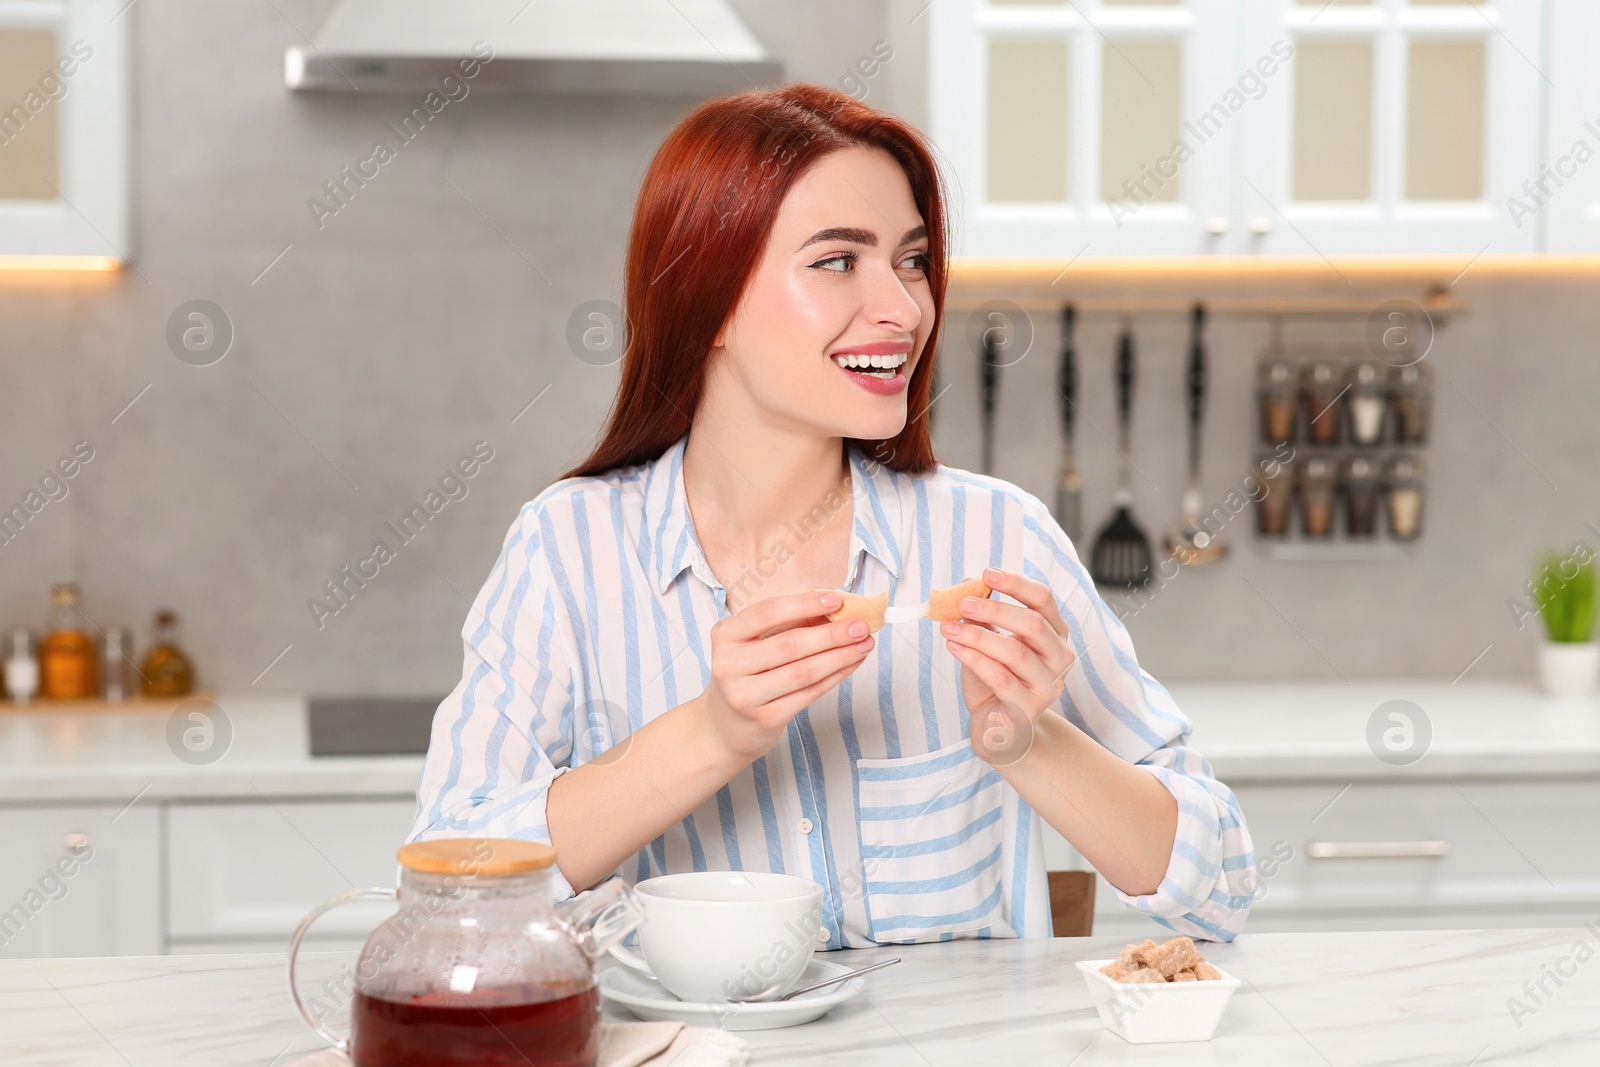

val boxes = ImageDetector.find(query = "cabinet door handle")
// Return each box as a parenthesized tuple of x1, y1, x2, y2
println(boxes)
(1250, 216, 1274, 236)
(1204, 216, 1229, 236)
(64, 832, 90, 853)
(1306, 840, 1448, 859)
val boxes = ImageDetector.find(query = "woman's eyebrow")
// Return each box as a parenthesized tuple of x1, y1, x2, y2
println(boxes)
(798, 224, 928, 251)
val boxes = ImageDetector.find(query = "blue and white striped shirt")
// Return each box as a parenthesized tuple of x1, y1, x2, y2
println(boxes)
(409, 431, 1257, 945)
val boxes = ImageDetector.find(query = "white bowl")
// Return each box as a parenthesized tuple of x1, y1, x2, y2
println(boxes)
(1075, 958, 1241, 1043)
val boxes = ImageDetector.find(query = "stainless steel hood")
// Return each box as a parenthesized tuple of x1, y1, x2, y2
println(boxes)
(285, 0, 782, 96)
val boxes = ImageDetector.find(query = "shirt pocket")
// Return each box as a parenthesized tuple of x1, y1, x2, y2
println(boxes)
(855, 738, 1010, 944)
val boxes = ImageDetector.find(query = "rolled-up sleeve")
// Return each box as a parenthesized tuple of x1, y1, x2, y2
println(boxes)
(408, 500, 581, 901)
(1020, 496, 1257, 941)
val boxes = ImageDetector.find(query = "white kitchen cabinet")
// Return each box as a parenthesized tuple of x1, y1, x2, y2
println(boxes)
(0, 804, 159, 959)
(1239, 0, 1544, 256)
(931, 0, 1241, 256)
(0, 0, 131, 263)
(165, 799, 414, 951)
(1049, 777, 1600, 937)
(931, 0, 1548, 257)
(1541, 0, 1600, 252)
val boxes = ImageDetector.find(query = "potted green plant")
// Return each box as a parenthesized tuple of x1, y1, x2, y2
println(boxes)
(1534, 552, 1598, 697)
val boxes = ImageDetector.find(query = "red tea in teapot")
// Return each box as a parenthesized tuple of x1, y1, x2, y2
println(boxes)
(350, 979, 600, 1067)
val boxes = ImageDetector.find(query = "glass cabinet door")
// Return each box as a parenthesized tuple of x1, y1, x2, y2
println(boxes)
(1237, 0, 1542, 255)
(932, 0, 1239, 256)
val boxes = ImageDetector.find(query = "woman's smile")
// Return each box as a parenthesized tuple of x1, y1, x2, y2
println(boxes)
(830, 341, 912, 393)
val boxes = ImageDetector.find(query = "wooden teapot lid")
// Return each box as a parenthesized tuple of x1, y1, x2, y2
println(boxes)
(396, 837, 556, 876)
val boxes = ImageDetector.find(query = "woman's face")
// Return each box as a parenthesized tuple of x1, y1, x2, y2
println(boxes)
(711, 145, 935, 444)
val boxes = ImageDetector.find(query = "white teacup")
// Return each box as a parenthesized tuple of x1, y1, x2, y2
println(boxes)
(606, 871, 825, 1003)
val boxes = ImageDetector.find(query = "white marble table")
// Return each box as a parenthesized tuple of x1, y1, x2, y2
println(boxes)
(5, 928, 1597, 1066)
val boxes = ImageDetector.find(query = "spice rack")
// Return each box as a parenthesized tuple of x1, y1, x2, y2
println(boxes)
(1253, 346, 1430, 560)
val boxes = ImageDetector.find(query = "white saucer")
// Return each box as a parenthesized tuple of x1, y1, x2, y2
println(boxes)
(598, 958, 865, 1031)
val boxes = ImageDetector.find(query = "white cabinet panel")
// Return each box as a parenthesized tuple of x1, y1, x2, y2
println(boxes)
(1049, 779, 1600, 934)
(166, 799, 414, 944)
(0, 804, 159, 958)
(1543, 0, 1600, 252)
(1234, 780, 1600, 914)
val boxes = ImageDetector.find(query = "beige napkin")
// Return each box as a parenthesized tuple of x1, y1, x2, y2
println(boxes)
(285, 1020, 748, 1067)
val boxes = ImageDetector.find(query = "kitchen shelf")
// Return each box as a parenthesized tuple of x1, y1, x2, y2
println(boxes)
(1255, 542, 1418, 563)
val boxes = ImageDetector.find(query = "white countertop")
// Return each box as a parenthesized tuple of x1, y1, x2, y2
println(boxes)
(1169, 679, 1600, 780)
(6, 929, 1596, 1065)
(0, 694, 421, 803)
(0, 681, 1594, 805)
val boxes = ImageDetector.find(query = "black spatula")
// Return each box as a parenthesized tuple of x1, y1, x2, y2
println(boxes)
(1090, 323, 1153, 589)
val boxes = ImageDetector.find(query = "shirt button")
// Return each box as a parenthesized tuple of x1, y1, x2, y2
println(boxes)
(816, 927, 830, 944)
(798, 817, 814, 834)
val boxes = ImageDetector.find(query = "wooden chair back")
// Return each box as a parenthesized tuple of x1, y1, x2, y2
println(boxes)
(1047, 869, 1096, 937)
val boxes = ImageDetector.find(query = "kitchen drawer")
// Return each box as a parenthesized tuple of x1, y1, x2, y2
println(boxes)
(166, 799, 414, 941)
(0, 804, 160, 958)
(1232, 780, 1600, 912)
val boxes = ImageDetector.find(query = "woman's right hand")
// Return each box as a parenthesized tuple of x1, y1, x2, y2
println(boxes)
(699, 590, 875, 763)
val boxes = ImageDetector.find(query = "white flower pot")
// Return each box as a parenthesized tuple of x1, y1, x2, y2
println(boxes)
(1538, 641, 1600, 698)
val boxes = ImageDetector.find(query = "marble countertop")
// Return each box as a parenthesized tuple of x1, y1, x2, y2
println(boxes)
(0, 680, 1594, 804)
(6, 928, 1596, 1065)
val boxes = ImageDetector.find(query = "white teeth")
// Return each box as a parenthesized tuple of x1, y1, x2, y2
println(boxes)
(833, 353, 907, 370)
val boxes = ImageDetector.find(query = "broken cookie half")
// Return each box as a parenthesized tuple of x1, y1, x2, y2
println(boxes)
(822, 577, 993, 635)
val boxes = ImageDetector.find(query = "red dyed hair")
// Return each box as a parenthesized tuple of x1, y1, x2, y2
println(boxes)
(560, 83, 949, 481)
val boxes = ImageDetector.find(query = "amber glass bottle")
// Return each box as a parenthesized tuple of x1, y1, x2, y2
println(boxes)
(40, 584, 99, 701)
(140, 610, 195, 698)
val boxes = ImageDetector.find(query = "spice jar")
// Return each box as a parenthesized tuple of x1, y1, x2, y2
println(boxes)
(1257, 359, 1297, 445)
(1255, 452, 1295, 537)
(1393, 363, 1432, 445)
(1302, 361, 1343, 446)
(1298, 455, 1338, 538)
(1386, 455, 1426, 540)
(1347, 362, 1388, 446)
(1342, 455, 1382, 538)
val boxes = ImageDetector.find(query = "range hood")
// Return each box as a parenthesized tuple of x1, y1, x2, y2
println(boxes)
(285, 0, 782, 96)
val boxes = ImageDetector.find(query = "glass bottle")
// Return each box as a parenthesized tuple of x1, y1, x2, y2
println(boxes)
(1342, 455, 1382, 538)
(1347, 362, 1389, 446)
(1256, 452, 1295, 537)
(4, 628, 39, 706)
(1298, 456, 1338, 538)
(40, 584, 98, 701)
(1257, 359, 1297, 445)
(140, 610, 195, 698)
(1386, 455, 1427, 541)
(103, 626, 133, 702)
(1393, 363, 1433, 445)
(1302, 361, 1344, 446)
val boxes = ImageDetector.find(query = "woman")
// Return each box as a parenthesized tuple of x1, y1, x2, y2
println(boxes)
(410, 84, 1256, 945)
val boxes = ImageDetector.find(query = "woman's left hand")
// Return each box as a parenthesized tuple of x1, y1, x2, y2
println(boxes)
(942, 567, 1075, 766)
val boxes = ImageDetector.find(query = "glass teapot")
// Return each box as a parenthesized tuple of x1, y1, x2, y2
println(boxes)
(288, 837, 642, 1067)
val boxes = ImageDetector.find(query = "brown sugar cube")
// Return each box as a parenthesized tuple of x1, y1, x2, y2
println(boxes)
(1171, 971, 1198, 982)
(1125, 939, 1161, 968)
(1099, 959, 1135, 981)
(926, 577, 992, 622)
(1119, 967, 1167, 984)
(1146, 936, 1202, 978)
(824, 591, 888, 634)
(1192, 961, 1222, 981)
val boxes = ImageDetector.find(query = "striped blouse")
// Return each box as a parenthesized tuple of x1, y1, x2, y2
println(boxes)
(409, 431, 1258, 946)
